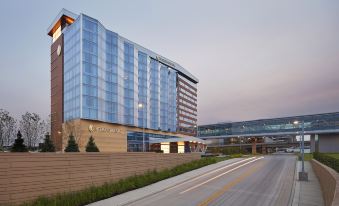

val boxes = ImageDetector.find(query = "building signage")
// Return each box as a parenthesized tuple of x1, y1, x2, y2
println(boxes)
(156, 56, 176, 68)
(57, 44, 62, 56)
(88, 124, 122, 134)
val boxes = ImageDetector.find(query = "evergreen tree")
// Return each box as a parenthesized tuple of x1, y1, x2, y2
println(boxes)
(86, 136, 99, 152)
(64, 133, 79, 152)
(11, 131, 28, 152)
(40, 133, 55, 152)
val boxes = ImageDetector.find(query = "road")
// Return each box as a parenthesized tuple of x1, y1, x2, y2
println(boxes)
(126, 155, 296, 206)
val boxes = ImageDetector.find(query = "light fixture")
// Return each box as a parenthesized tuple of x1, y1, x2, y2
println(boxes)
(293, 120, 299, 125)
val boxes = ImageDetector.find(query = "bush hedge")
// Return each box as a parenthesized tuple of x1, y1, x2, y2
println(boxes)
(21, 157, 229, 206)
(313, 152, 339, 172)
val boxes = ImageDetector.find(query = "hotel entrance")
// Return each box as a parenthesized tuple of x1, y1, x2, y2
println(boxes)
(150, 137, 207, 153)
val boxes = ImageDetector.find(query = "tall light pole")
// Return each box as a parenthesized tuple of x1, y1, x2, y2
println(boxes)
(294, 120, 308, 181)
(194, 125, 199, 137)
(138, 103, 145, 152)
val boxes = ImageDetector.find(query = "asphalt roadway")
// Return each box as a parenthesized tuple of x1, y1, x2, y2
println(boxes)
(126, 155, 296, 206)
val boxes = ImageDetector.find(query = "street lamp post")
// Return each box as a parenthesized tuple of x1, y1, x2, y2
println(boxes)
(238, 136, 242, 153)
(194, 125, 199, 137)
(294, 120, 308, 181)
(138, 103, 145, 152)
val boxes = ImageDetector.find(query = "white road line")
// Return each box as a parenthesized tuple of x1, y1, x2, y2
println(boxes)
(164, 157, 257, 192)
(179, 157, 264, 194)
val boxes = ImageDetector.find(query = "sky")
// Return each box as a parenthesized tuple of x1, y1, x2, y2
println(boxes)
(0, 0, 338, 125)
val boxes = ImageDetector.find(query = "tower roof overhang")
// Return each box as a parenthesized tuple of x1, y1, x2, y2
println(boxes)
(47, 8, 78, 36)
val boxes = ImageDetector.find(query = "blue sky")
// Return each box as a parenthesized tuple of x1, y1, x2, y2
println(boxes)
(0, 0, 338, 124)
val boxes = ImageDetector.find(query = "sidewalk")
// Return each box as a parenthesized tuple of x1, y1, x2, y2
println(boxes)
(291, 160, 324, 206)
(87, 158, 246, 206)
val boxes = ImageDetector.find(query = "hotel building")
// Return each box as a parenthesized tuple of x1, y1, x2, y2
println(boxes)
(48, 9, 200, 152)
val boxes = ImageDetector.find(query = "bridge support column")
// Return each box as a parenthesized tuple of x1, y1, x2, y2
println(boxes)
(252, 138, 257, 155)
(262, 145, 266, 155)
(310, 134, 316, 153)
(318, 134, 339, 152)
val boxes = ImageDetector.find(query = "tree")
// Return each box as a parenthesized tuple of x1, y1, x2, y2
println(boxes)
(64, 133, 80, 152)
(0, 109, 16, 148)
(85, 136, 99, 152)
(63, 120, 82, 148)
(11, 131, 28, 152)
(20, 112, 43, 150)
(40, 133, 55, 152)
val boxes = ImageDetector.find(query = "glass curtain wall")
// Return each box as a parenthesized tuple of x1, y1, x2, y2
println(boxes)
(64, 14, 180, 133)
(160, 64, 169, 131)
(138, 52, 148, 128)
(168, 69, 177, 132)
(63, 16, 81, 121)
(82, 15, 98, 120)
(123, 42, 135, 125)
(150, 59, 160, 130)
(104, 31, 118, 122)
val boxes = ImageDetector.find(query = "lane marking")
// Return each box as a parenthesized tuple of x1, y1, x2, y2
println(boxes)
(164, 157, 257, 191)
(197, 160, 265, 206)
(179, 157, 264, 194)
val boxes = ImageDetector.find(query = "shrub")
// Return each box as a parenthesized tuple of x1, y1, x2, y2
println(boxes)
(208, 147, 248, 155)
(40, 133, 56, 152)
(11, 131, 28, 152)
(230, 153, 243, 158)
(64, 133, 80, 152)
(313, 152, 339, 172)
(85, 136, 99, 152)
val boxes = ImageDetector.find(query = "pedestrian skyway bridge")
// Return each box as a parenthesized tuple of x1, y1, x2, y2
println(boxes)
(198, 112, 339, 153)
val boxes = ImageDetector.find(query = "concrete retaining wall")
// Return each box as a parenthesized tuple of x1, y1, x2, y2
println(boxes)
(0, 152, 200, 205)
(311, 159, 339, 206)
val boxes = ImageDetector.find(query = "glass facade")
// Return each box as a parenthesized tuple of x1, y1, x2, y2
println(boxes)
(198, 112, 339, 137)
(63, 17, 81, 121)
(62, 14, 188, 133)
(127, 131, 178, 152)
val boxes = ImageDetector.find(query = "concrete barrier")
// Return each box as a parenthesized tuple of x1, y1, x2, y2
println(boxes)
(0, 152, 200, 205)
(311, 159, 339, 206)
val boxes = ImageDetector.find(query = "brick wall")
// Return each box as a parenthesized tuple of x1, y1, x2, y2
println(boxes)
(0, 152, 200, 205)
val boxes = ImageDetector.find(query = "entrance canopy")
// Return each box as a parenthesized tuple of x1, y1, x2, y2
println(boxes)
(149, 136, 206, 144)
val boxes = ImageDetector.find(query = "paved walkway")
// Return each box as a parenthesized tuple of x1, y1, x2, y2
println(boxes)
(87, 158, 247, 206)
(291, 160, 324, 206)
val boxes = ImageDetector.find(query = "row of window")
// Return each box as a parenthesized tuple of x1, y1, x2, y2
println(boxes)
(178, 104, 197, 115)
(178, 98, 196, 108)
(178, 109, 196, 119)
(178, 90, 196, 103)
(178, 76, 197, 89)
(179, 116, 196, 124)
(179, 80, 197, 93)
(178, 87, 196, 100)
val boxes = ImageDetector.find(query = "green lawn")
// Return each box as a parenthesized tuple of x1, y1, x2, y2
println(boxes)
(297, 153, 339, 161)
(325, 153, 339, 159)
(297, 153, 313, 161)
